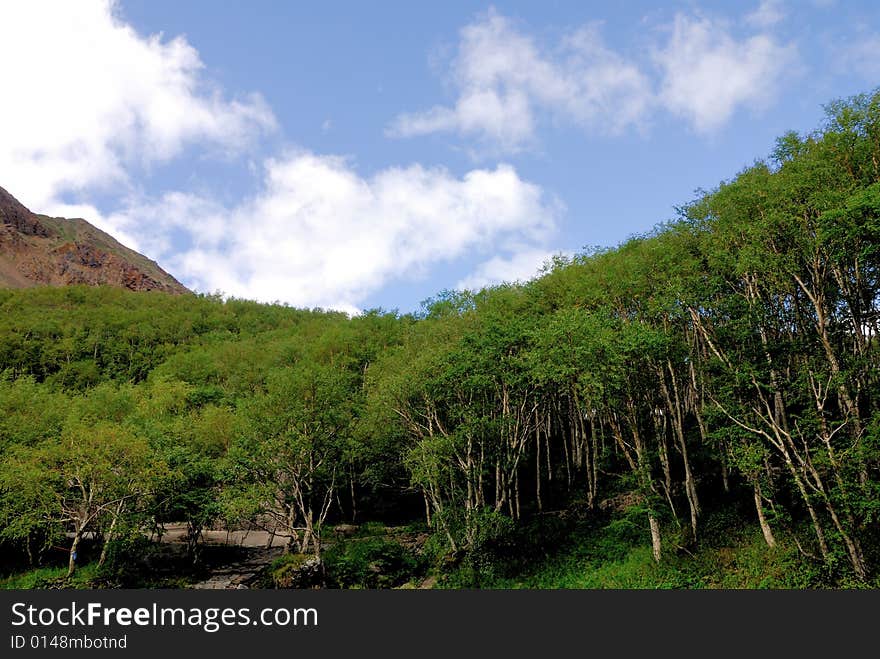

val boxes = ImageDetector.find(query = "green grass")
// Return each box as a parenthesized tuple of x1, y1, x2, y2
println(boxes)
(490, 535, 808, 589)
(437, 504, 866, 589)
(0, 563, 101, 590)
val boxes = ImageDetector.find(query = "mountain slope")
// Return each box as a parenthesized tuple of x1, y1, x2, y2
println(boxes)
(0, 186, 189, 294)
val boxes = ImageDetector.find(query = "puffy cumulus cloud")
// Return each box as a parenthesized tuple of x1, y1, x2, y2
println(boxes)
(456, 247, 567, 292)
(389, 6, 797, 149)
(653, 13, 796, 133)
(102, 154, 560, 312)
(0, 0, 275, 211)
(387, 8, 651, 152)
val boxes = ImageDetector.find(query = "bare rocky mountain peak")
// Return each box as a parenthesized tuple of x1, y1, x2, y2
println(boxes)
(0, 185, 51, 238)
(0, 185, 189, 294)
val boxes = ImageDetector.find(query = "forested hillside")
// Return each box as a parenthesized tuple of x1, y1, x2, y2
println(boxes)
(1, 90, 879, 588)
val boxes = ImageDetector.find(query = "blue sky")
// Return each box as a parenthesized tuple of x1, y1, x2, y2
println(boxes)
(1, 1, 878, 313)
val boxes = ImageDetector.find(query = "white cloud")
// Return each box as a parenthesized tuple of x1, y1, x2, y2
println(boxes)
(102, 154, 559, 312)
(387, 9, 651, 152)
(836, 33, 880, 80)
(746, 1, 786, 29)
(653, 14, 796, 133)
(390, 8, 798, 148)
(456, 247, 566, 291)
(0, 0, 275, 212)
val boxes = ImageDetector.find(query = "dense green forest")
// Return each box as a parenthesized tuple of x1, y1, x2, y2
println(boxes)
(2, 90, 879, 588)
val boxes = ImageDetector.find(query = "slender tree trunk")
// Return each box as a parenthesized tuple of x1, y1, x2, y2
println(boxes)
(721, 456, 730, 494)
(350, 472, 358, 523)
(561, 430, 572, 487)
(665, 361, 700, 540)
(285, 506, 299, 554)
(784, 457, 830, 560)
(67, 527, 83, 578)
(591, 415, 600, 507)
(535, 422, 542, 512)
(628, 405, 662, 562)
(514, 472, 521, 520)
(545, 413, 553, 484)
(654, 413, 678, 525)
(648, 515, 662, 563)
(753, 482, 776, 548)
(312, 528, 322, 560)
(98, 500, 125, 568)
(494, 461, 502, 510)
(25, 532, 34, 566)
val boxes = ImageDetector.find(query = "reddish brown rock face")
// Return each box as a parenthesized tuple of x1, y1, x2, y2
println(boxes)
(0, 185, 189, 294)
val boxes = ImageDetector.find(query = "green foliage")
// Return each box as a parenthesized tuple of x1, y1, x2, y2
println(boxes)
(323, 537, 420, 588)
(424, 508, 520, 587)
